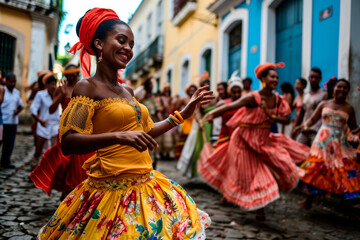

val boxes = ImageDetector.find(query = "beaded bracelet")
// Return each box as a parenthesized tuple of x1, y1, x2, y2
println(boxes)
(167, 117, 178, 127)
(169, 114, 181, 124)
(174, 111, 184, 123)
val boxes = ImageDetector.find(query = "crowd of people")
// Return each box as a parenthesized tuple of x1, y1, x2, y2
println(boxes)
(0, 7, 359, 239)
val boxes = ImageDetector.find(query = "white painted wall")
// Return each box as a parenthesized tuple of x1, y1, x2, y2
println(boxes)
(27, 20, 45, 84)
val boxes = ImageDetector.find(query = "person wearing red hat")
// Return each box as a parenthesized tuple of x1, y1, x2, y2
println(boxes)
(203, 62, 309, 220)
(37, 8, 212, 239)
(29, 72, 59, 170)
(30, 64, 93, 199)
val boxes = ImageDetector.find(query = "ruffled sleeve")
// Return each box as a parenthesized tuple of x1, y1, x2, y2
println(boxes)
(277, 95, 292, 117)
(142, 113, 154, 133)
(59, 96, 97, 142)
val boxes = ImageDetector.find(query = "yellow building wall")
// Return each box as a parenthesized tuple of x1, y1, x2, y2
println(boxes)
(127, 0, 164, 89)
(0, 6, 32, 92)
(162, 0, 218, 95)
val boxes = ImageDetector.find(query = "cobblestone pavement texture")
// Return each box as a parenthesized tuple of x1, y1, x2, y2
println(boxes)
(1, 129, 360, 240)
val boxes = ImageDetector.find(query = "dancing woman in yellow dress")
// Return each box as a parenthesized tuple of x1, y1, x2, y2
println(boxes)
(38, 8, 212, 240)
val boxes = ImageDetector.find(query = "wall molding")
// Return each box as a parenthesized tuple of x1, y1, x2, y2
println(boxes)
(198, 41, 216, 88)
(338, 0, 351, 79)
(260, 0, 312, 80)
(218, 8, 248, 81)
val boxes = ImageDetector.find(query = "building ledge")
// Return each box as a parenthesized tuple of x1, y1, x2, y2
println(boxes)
(0, 0, 57, 17)
(207, 0, 244, 15)
(172, 1, 197, 27)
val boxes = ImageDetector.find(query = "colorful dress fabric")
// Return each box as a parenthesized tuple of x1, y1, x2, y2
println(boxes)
(30, 97, 92, 196)
(199, 91, 308, 211)
(177, 105, 215, 178)
(175, 115, 194, 159)
(38, 96, 210, 239)
(215, 99, 237, 148)
(298, 108, 360, 201)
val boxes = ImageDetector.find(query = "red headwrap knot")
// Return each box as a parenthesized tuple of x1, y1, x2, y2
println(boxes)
(68, 8, 120, 78)
(254, 62, 285, 79)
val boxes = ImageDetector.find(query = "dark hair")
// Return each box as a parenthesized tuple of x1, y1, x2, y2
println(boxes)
(242, 77, 252, 84)
(217, 82, 228, 89)
(76, 12, 128, 59)
(37, 73, 46, 89)
(162, 85, 171, 96)
(297, 77, 307, 88)
(325, 77, 338, 99)
(188, 84, 197, 92)
(65, 64, 78, 70)
(335, 78, 351, 89)
(280, 82, 295, 99)
(142, 77, 153, 93)
(260, 68, 275, 79)
(6, 72, 16, 80)
(217, 82, 229, 98)
(200, 79, 211, 88)
(45, 76, 57, 85)
(311, 67, 322, 76)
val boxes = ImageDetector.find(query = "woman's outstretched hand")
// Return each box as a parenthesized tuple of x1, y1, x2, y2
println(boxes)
(180, 86, 215, 119)
(203, 112, 214, 123)
(115, 131, 158, 152)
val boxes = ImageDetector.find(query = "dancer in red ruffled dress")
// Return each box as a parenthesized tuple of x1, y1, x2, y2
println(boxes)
(198, 76, 242, 204)
(204, 62, 309, 220)
(30, 65, 94, 199)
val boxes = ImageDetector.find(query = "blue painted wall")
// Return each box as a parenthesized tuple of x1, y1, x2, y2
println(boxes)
(220, 0, 341, 90)
(311, 0, 340, 86)
(235, 1, 262, 90)
(222, 1, 262, 90)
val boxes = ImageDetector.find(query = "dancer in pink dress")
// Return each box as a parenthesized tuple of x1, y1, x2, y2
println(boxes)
(203, 62, 309, 220)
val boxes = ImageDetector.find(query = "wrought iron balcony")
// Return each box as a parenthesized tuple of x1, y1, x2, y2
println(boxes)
(173, 0, 196, 17)
(172, 0, 197, 26)
(125, 35, 164, 79)
(0, 0, 58, 15)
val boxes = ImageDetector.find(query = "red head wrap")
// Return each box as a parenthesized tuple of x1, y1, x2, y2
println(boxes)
(68, 8, 120, 78)
(324, 76, 337, 87)
(254, 62, 285, 79)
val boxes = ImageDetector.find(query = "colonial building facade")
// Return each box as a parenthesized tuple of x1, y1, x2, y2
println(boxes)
(126, 0, 359, 120)
(209, 0, 359, 121)
(0, 0, 61, 94)
(126, 0, 219, 96)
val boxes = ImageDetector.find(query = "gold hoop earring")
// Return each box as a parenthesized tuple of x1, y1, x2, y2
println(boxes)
(262, 81, 266, 88)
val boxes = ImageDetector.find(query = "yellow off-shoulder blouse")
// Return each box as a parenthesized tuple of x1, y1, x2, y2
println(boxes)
(59, 96, 154, 179)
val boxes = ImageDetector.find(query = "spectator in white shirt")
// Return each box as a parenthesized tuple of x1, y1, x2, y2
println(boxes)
(1, 73, 24, 169)
(30, 72, 59, 170)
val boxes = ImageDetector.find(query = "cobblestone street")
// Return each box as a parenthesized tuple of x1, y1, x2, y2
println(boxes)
(1, 131, 360, 239)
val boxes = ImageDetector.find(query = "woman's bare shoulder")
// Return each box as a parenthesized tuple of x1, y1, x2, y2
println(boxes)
(72, 78, 97, 98)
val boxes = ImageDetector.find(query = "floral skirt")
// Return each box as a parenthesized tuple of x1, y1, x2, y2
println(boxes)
(299, 155, 360, 201)
(38, 170, 211, 240)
